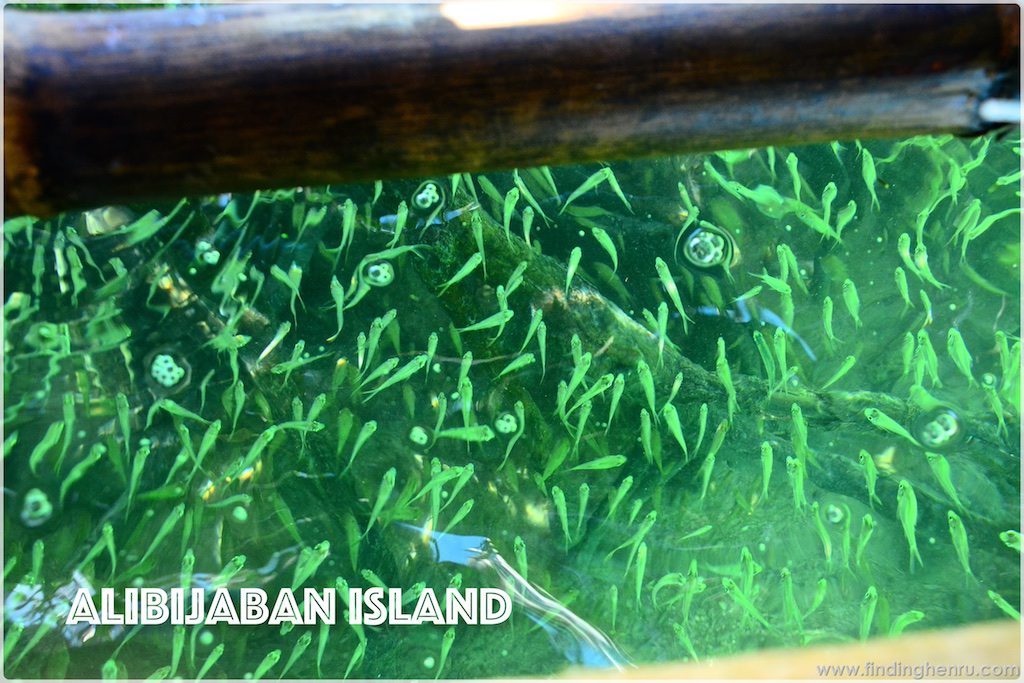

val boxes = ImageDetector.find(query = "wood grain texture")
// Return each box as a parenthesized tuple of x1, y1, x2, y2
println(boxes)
(4, 3, 1019, 216)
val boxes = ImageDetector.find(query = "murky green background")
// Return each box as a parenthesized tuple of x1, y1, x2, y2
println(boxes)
(3, 130, 1020, 678)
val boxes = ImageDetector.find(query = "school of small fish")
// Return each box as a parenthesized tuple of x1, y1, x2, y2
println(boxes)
(2, 127, 1020, 680)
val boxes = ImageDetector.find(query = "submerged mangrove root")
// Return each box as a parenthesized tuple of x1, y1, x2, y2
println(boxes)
(417, 203, 1004, 442)
(415, 202, 1019, 538)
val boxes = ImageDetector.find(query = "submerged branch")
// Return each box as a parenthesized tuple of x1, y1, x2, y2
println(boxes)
(420, 205, 1007, 443)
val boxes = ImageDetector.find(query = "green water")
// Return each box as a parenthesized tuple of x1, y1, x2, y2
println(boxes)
(3, 133, 1021, 679)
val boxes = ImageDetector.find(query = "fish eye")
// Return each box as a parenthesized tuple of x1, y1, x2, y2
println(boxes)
(364, 260, 395, 287)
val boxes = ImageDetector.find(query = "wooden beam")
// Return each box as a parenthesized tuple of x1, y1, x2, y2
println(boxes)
(570, 620, 1021, 679)
(4, 3, 1019, 216)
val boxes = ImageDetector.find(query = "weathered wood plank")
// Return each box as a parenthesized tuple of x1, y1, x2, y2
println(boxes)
(4, 3, 1018, 216)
